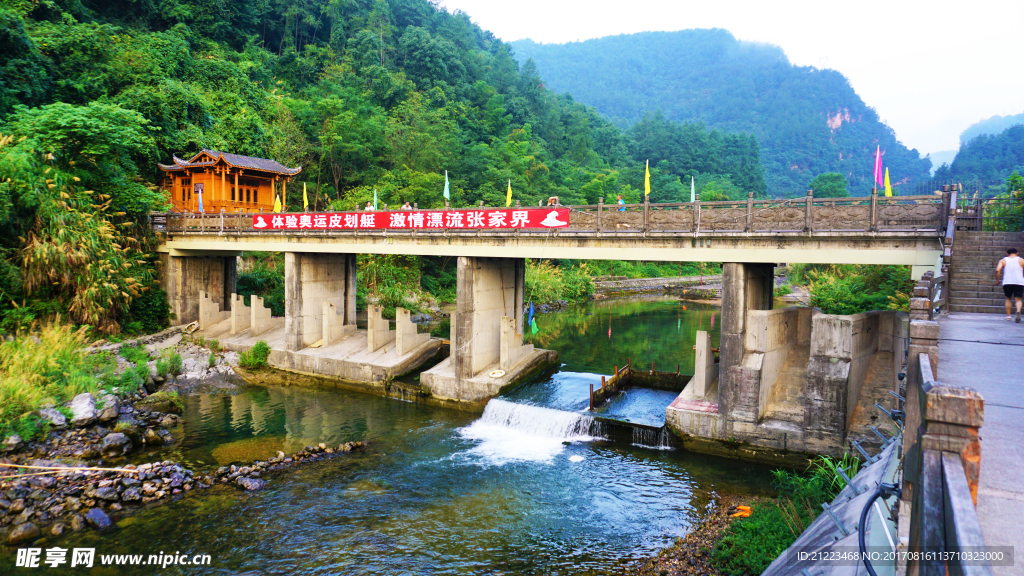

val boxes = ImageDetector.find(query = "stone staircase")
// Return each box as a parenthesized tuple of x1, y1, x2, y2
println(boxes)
(949, 231, 1024, 313)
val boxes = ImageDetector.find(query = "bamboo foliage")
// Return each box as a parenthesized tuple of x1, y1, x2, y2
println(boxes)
(1, 136, 154, 334)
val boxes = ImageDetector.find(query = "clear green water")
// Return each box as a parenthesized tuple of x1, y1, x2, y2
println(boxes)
(4, 297, 771, 575)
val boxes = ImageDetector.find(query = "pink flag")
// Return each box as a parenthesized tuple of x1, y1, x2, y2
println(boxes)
(873, 146, 883, 188)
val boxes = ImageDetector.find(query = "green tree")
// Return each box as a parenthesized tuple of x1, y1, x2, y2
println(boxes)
(808, 172, 849, 198)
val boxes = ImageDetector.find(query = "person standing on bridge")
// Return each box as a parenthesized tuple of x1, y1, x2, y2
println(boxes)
(996, 247, 1024, 322)
(616, 194, 625, 212)
(364, 202, 375, 211)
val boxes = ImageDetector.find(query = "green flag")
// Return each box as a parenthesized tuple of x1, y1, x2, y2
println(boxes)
(443, 170, 450, 201)
(373, 188, 378, 210)
(690, 176, 695, 203)
(531, 317, 538, 334)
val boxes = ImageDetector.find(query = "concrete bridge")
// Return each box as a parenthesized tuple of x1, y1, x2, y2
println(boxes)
(155, 192, 950, 428)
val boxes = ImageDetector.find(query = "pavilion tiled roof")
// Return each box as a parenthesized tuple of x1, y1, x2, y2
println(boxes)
(158, 150, 302, 176)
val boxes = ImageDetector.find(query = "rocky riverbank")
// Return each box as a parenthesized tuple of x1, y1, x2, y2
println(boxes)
(0, 332, 366, 547)
(627, 495, 748, 576)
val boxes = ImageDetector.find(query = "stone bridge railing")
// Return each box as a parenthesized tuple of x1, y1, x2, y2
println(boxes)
(153, 192, 949, 238)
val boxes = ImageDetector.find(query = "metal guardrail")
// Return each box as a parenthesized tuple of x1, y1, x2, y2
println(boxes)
(955, 196, 1024, 232)
(151, 192, 949, 238)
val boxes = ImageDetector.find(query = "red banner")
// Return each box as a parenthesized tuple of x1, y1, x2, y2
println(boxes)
(252, 208, 570, 230)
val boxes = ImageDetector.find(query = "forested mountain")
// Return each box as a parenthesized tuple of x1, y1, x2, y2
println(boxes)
(511, 29, 933, 196)
(960, 112, 1024, 144)
(934, 124, 1024, 185)
(0, 0, 766, 332)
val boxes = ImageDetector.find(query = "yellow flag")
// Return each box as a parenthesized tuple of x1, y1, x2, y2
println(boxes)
(273, 194, 282, 213)
(506, 179, 512, 207)
(644, 159, 651, 196)
(303, 182, 308, 211)
(884, 168, 892, 197)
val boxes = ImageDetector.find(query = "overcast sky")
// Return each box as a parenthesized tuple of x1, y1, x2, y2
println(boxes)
(439, 0, 1023, 157)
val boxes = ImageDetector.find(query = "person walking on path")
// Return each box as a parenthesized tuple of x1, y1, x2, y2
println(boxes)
(996, 247, 1024, 322)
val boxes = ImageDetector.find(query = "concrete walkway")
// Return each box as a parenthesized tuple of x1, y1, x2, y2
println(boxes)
(938, 312, 1024, 576)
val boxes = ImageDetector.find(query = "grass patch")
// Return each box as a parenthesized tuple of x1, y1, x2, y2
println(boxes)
(208, 353, 216, 368)
(525, 260, 594, 303)
(0, 322, 114, 439)
(711, 454, 861, 575)
(773, 284, 792, 297)
(239, 340, 271, 370)
(155, 349, 183, 377)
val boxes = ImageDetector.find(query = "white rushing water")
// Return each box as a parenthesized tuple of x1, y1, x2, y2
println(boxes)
(458, 399, 603, 465)
(631, 426, 672, 450)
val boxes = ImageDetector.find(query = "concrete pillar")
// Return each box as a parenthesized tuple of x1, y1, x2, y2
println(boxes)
(454, 257, 524, 380)
(692, 330, 718, 398)
(396, 308, 430, 356)
(251, 295, 273, 337)
(367, 305, 395, 353)
(284, 252, 355, 351)
(159, 254, 239, 324)
(719, 262, 775, 434)
(230, 293, 250, 334)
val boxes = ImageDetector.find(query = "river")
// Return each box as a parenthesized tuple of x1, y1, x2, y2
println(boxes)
(15, 296, 773, 575)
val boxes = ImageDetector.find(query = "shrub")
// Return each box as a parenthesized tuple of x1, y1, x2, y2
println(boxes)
(239, 340, 271, 369)
(155, 348, 183, 377)
(124, 287, 170, 335)
(773, 284, 792, 297)
(712, 454, 861, 575)
(208, 339, 220, 352)
(208, 353, 216, 368)
(236, 255, 285, 316)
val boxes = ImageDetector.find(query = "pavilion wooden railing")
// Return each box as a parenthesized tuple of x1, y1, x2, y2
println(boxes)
(902, 340, 990, 576)
(152, 192, 949, 238)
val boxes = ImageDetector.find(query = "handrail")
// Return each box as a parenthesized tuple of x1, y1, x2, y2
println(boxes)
(153, 192, 948, 238)
(904, 350, 989, 575)
(927, 275, 947, 321)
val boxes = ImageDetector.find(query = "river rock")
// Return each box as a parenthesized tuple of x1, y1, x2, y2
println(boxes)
(7, 521, 40, 545)
(158, 414, 177, 428)
(38, 407, 67, 428)
(69, 514, 85, 531)
(1, 434, 23, 453)
(236, 477, 265, 491)
(83, 507, 111, 529)
(121, 488, 141, 502)
(89, 486, 119, 502)
(99, 433, 131, 457)
(143, 428, 162, 444)
(50, 523, 65, 537)
(97, 395, 120, 422)
(134, 392, 182, 415)
(69, 393, 97, 427)
(9, 499, 25, 513)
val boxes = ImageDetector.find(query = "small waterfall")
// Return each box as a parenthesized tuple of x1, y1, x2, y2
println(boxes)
(632, 426, 672, 450)
(458, 399, 603, 464)
(475, 399, 603, 439)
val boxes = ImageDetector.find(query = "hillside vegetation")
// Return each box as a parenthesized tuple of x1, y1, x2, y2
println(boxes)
(0, 1, 760, 333)
(934, 125, 1024, 186)
(511, 29, 933, 197)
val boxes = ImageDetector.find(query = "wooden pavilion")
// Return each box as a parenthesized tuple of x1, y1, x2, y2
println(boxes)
(158, 150, 301, 213)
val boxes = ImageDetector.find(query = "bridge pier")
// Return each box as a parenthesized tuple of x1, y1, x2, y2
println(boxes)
(284, 252, 356, 351)
(421, 256, 556, 405)
(718, 262, 775, 436)
(159, 253, 238, 324)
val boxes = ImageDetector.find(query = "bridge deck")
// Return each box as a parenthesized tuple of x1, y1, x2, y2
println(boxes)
(155, 195, 947, 266)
